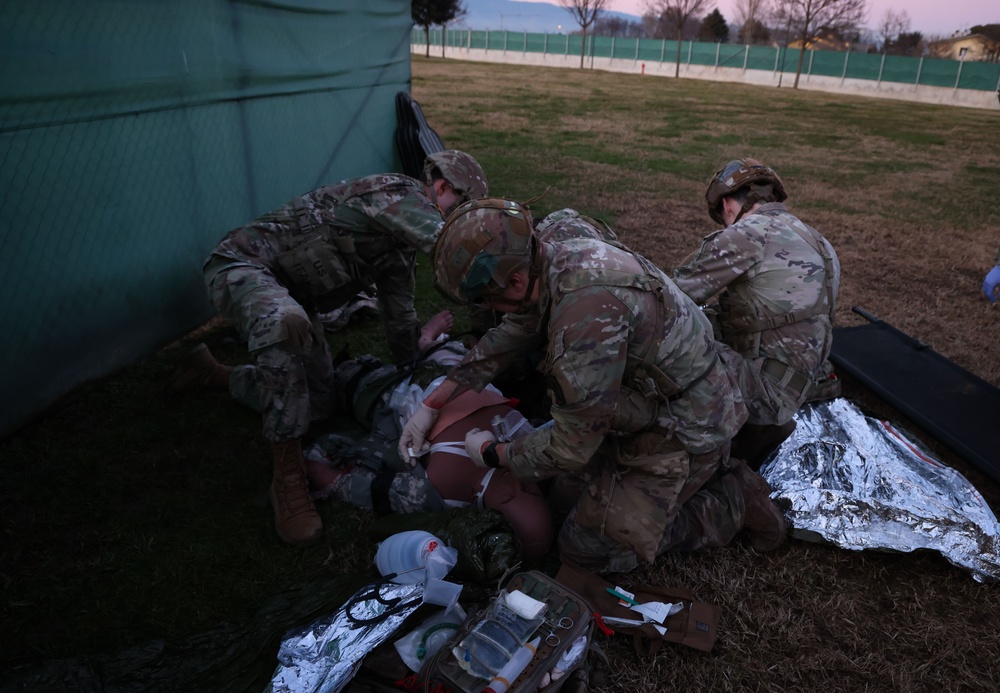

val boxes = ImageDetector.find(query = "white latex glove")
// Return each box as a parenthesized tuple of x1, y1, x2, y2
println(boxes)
(464, 428, 497, 468)
(398, 403, 440, 466)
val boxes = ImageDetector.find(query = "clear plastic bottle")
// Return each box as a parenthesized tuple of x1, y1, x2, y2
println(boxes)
(374, 530, 440, 584)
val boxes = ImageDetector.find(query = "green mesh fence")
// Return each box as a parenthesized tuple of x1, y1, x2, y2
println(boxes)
(0, 0, 413, 437)
(428, 29, 1000, 91)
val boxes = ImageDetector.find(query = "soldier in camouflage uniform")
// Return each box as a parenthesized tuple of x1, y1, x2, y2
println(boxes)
(398, 198, 788, 573)
(673, 159, 840, 465)
(182, 151, 487, 546)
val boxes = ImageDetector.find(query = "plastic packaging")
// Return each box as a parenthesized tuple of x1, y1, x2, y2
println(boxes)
(374, 530, 457, 584)
(394, 602, 467, 672)
(453, 591, 546, 679)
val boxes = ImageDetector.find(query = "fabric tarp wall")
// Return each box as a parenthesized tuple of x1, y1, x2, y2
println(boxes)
(0, 0, 413, 437)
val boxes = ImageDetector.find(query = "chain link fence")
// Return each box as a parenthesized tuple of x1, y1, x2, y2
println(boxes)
(418, 28, 1000, 97)
(0, 0, 413, 437)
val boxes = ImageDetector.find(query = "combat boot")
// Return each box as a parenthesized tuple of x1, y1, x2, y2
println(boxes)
(730, 459, 787, 552)
(166, 343, 233, 393)
(270, 439, 323, 545)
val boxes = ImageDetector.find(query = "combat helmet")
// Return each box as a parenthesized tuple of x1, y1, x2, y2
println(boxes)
(422, 150, 489, 202)
(705, 158, 787, 224)
(432, 198, 535, 305)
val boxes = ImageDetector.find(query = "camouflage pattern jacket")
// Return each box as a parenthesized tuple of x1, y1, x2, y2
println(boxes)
(448, 212, 747, 479)
(673, 202, 840, 389)
(206, 173, 445, 309)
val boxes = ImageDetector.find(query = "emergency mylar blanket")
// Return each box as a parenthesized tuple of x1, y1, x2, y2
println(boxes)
(267, 581, 423, 693)
(761, 398, 1000, 583)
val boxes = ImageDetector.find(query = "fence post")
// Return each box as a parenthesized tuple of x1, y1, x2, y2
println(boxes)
(635, 37, 639, 61)
(687, 40, 692, 65)
(661, 38, 665, 62)
(841, 50, 850, 83)
(773, 46, 779, 72)
(566, 33, 569, 56)
(543, 33, 547, 55)
(953, 58, 964, 92)
(715, 41, 720, 67)
(743, 44, 749, 71)
(504, 30, 508, 53)
(611, 36, 615, 60)
(808, 50, 814, 76)
(914, 56, 924, 89)
(877, 52, 886, 85)
(485, 29, 489, 53)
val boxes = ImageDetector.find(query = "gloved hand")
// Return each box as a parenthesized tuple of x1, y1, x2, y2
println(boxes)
(465, 428, 497, 468)
(983, 265, 1000, 303)
(282, 313, 313, 353)
(398, 403, 440, 466)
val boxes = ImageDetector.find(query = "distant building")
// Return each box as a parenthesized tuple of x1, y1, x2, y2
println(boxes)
(787, 30, 871, 53)
(929, 34, 1000, 62)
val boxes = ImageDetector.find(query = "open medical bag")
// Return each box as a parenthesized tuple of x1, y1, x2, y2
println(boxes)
(417, 570, 595, 693)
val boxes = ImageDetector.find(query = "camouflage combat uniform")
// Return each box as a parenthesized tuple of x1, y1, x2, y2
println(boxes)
(447, 211, 750, 573)
(673, 202, 840, 426)
(204, 174, 446, 443)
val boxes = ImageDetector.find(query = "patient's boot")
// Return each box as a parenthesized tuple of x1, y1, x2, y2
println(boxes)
(270, 439, 323, 545)
(166, 343, 233, 393)
(730, 459, 787, 552)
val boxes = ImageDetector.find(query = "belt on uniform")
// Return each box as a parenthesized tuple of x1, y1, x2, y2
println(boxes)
(761, 358, 810, 397)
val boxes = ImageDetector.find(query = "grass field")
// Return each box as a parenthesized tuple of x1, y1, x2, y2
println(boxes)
(1, 56, 999, 691)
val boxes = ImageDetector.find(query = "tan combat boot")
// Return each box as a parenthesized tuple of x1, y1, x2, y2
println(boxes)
(730, 459, 787, 552)
(269, 439, 323, 545)
(166, 343, 233, 393)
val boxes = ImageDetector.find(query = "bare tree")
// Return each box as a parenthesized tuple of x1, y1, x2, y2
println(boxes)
(646, 0, 716, 77)
(559, 0, 611, 69)
(734, 0, 771, 44)
(413, 0, 465, 58)
(877, 8, 910, 53)
(772, 0, 867, 88)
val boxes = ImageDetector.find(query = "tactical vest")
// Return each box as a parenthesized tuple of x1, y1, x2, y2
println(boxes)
(273, 198, 380, 313)
(716, 207, 837, 342)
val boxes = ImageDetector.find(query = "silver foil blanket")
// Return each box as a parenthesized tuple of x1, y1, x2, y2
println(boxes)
(760, 398, 1000, 583)
(268, 581, 424, 693)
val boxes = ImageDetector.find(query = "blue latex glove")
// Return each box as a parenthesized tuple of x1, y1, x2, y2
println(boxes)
(984, 265, 1000, 303)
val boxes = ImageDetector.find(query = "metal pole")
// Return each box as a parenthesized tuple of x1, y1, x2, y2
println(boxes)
(544, 33, 547, 55)
(661, 38, 665, 62)
(808, 50, 814, 76)
(687, 40, 692, 64)
(953, 57, 964, 92)
(743, 44, 749, 71)
(504, 30, 508, 53)
(715, 41, 720, 67)
(841, 49, 850, 83)
(915, 56, 924, 89)
(611, 36, 615, 60)
(635, 37, 640, 61)
(877, 52, 886, 85)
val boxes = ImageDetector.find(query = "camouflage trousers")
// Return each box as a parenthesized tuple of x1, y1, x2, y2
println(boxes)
(205, 257, 338, 442)
(228, 335, 336, 443)
(718, 346, 807, 427)
(557, 432, 744, 574)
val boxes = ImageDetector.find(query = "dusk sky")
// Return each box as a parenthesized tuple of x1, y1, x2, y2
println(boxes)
(600, 0, 995, 38)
